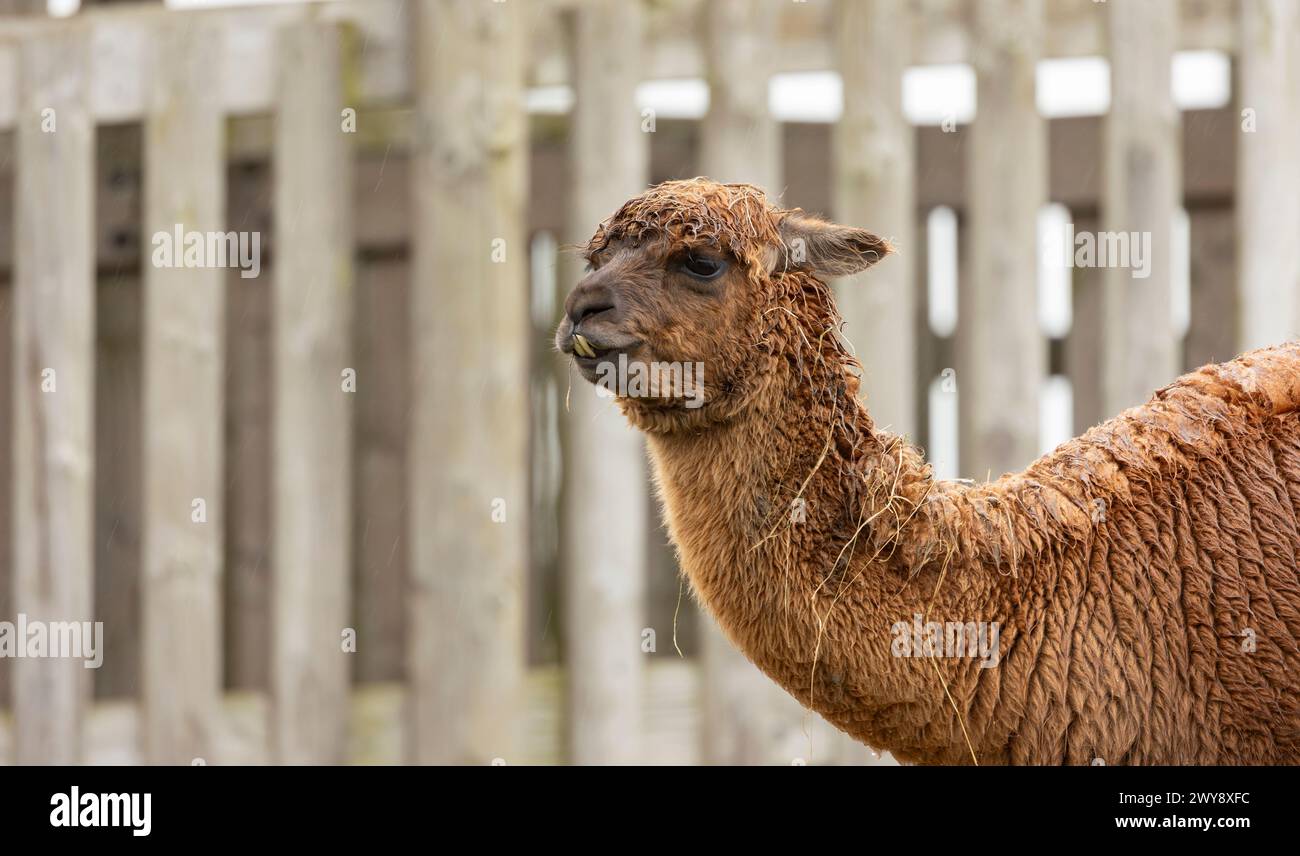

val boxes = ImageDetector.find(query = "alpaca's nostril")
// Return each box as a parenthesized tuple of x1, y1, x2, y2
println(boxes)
(564, 282, 619, 329)
(571, 299, 616, 327)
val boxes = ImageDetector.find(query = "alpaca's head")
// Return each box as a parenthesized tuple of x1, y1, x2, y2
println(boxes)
(557, 178, 892, 430)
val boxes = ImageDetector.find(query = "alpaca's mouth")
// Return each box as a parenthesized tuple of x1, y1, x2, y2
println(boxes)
(564, 330, 643, 380)
(573, 341, 630, 365)
(572, 333, 600, 359)
(566, 330, 638, 357)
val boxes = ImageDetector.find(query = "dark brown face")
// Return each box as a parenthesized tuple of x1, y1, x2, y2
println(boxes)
(554, 236, 755, 402)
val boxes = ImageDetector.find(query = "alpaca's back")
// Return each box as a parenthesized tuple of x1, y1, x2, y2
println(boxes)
(1011, 342, 1300, 764)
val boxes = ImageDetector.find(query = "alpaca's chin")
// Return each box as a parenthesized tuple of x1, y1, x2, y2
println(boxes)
(569, 353, 602, 382)
(571, 349, 633, 384)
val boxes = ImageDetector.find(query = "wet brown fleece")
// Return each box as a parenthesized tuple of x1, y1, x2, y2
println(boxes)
(580, 179, 1300, 765)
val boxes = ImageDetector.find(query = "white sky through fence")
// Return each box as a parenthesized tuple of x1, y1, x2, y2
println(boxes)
(535, 50, 1231, 122)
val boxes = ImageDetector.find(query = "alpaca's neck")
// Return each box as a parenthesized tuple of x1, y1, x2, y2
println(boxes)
(646, 364, 1013, 763)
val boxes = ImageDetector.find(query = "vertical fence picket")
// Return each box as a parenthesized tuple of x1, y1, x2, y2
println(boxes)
(409, 0, 529, 764)
(1103, 0, 1181, 414)
(141, 20, 225, 764)
(12, 26, 95, 765)
(698, 0, 798, 766)
(1237, 0, 1300, 351)
(834, 0, 917, 438)
(271, 19, 355, 765)
(963, 0, 1046, 479)
(562, 0, 649, 766)
(830, 0, 921, 764)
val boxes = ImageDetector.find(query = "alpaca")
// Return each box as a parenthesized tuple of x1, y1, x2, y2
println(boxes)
(556, 178, 1300, 765)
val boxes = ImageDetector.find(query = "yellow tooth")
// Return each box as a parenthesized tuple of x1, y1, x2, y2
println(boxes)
(574, 334, 595, 358)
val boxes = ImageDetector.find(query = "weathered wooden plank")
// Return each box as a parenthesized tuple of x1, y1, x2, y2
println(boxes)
(826, 0, 922, 766)
(1102, 0, 1181, 414)
(271, 20, 355, 765)
(409, 0, 529, 764)
(11, 26, 96, 765)
(700, 0, 779, 192)
(962, 0, 1046, 478)
(697, 0, 800, 767)
(835, 0, 916, 437)
(562, 0, 649, 766)
(140, 21, 224, 765)
(1236, 0, 1300, 350)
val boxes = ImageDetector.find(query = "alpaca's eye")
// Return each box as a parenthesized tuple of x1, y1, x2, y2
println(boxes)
(681, 254, 726, 281)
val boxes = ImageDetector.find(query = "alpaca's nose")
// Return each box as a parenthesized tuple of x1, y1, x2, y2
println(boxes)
(565, 284, 617, 329)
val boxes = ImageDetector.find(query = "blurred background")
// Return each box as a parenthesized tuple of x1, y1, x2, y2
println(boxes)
(0, 0, 1295, 765)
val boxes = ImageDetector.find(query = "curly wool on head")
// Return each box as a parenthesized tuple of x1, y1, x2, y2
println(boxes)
(589, 179, 873, 441)
(584, 178, 782, 280)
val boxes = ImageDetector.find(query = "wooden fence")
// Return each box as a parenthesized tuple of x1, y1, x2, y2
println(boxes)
(0, 0, 1295, 764)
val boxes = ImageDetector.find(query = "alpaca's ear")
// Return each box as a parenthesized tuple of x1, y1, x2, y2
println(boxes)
(776, 213, 892, 277)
